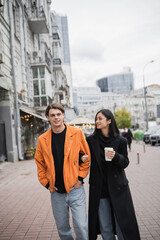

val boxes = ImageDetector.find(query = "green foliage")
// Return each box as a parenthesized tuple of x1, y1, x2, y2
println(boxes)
(114, 107, 132, 129)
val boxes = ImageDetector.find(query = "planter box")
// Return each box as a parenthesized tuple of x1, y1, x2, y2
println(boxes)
(24, 150, 33, 160)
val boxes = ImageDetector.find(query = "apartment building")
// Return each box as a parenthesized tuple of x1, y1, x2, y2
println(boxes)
(51, 12, 71, 106)
(53, 13, 73, 106)
(73, 85, 160, 130)
(0, 0, 17, 162)
(0, 0, 72, 162)
(73, 87, 121, 119)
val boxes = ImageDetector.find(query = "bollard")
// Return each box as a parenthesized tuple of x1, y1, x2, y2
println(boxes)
(137, 152, 140, 164)
(143, 142, 145, 153)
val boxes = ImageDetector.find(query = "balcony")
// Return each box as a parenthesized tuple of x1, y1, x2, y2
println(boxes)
(52, 33, 60, 40)
(28, 7, 49, 34)
(53, 58, 62, 70)
(52, 26, 60, 41)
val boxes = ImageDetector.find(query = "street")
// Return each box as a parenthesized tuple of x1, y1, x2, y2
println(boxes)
(0, 141, 160, 240)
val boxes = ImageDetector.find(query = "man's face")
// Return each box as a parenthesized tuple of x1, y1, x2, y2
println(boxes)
(47, 108, 64, 128)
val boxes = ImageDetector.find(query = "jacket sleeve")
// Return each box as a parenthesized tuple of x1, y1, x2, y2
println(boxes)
(112, 137, 129, 169)
(78, 130, 91, 179)
(34, 138, 49, 188)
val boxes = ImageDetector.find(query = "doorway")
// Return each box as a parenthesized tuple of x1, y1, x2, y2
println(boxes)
(0, 121, 7, 162)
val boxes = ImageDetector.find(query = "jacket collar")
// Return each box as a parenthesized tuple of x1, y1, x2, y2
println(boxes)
(43, 123, 77, 160)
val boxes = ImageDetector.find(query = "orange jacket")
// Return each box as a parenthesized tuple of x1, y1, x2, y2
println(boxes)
(35, 124, 91, 193)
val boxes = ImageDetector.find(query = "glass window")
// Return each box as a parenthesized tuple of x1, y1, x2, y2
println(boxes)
(13, 2, 20, 39)
(41, 97, 47, 106)
(33, 80, 39, 95)
(39, 67, 45, 78)
(32, 68, 38, 79)
(41, 80, 46, 94)
(34, 97, 40, 107)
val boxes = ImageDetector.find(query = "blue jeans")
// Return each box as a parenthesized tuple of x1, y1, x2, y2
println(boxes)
(51, 185, 88, 240)
(98, 198, 124, 240)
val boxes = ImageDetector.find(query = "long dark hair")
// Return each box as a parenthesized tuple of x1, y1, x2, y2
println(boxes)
(93, 109, 119, 137)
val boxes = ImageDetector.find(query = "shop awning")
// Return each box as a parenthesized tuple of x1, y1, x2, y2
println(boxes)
(20, 105, 47, 121)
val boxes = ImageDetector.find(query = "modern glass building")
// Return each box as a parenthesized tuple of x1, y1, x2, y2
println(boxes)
(97, 69, 134, 94)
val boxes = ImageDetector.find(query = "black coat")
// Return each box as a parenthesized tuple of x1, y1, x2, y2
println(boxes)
(125, 131, 133, 145)
(87, 134, 141, 240)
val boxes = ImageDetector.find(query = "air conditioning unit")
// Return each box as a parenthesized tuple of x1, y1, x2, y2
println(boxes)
(32, 51, 41, 58)
(33, 51, 38, 58)
(0, 53, 3, 64)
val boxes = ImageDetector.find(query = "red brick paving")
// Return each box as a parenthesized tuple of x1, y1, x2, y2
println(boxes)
(0, 141, 160, 240)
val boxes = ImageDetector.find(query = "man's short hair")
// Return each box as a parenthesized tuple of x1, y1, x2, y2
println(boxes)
(45, 103, 65, 117)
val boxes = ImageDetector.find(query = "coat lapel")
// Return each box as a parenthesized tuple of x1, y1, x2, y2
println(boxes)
(44, 125, 75, 161)
(64, 130, 73, 159)
(64, 124, 75, 159)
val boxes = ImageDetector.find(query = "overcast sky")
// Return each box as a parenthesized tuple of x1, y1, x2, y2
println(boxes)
(51, 0, 160, 89)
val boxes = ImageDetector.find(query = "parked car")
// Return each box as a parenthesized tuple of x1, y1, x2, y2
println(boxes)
(143, 125, 160, 144)
(149, 129, 160, 146)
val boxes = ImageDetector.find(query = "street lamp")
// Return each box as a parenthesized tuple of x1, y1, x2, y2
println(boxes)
(143, 60, 154, 131)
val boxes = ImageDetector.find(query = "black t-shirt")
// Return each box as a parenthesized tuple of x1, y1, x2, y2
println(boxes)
(52, 127, 66, 193)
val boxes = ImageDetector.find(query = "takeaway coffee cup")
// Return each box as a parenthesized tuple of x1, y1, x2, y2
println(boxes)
(104, 147, 113, 161)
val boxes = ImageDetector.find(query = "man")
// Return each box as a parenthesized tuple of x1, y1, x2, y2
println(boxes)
(35, 103, 90, 240)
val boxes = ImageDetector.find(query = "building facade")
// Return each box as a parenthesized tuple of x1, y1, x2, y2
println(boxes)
(0, 0, 73, 162)
(0, 0, 18, 162)
(54, 13, 73, 106)
(73, 85, 160, 130)
(73, 87, 121, 119)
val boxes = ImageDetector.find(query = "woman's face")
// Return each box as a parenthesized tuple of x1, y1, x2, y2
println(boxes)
(95, 112, 111, 130)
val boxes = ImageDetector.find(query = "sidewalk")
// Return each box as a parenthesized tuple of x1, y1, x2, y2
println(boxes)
(0, 141, 160, 240)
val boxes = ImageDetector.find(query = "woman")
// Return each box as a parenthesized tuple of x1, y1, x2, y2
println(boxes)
(86, 109, 141, 240)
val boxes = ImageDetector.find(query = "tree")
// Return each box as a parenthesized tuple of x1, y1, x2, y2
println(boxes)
(114, 107, 132, 129)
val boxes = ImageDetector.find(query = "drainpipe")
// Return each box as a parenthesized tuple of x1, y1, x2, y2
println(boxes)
(21, 4, 30, 103)
(8, 0, 23, 160)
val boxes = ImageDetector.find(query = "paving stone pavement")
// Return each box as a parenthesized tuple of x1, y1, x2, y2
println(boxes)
(0, 141, 160, 240)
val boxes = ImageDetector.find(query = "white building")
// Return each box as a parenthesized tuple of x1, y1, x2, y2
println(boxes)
(73, 85, 160, 130)
(73, 87, 121, 120)
(53, 13, 73, 106)
(51, 12, 71, 107)
(0, 1, 73, 162)
(0, 1, 18, 162)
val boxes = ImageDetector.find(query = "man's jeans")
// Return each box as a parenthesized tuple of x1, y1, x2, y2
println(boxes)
(98, 198, 124, 240)
(51, 185, 88, 240)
